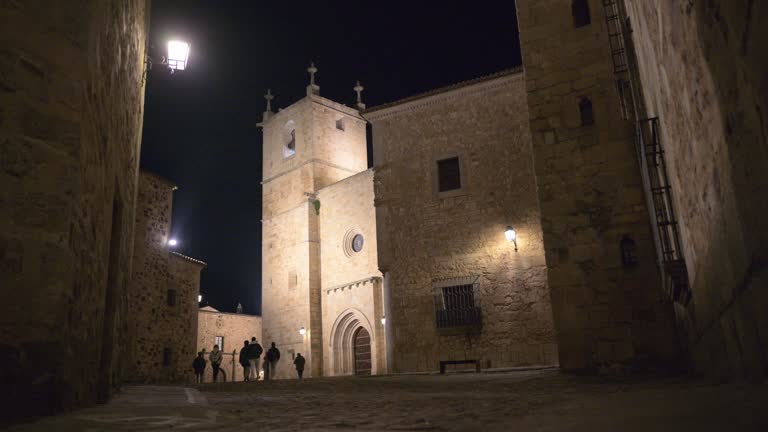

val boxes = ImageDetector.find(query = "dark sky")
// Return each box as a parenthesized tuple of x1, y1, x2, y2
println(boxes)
(141, 0, 522, 315)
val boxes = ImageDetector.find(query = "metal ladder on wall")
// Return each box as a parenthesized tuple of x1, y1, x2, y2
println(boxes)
(601, 0, 691, 305)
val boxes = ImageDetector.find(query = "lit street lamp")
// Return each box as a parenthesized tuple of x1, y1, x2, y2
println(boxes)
(505, 226, 518, 251)
(198, 294, 203, 303)
(167, 238, 178, 247)
(166, 40, 190, 71)
(299, 326, 307, 336)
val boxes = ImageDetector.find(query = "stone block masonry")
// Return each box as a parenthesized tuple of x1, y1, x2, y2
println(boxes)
(124, 172, 205, 385)
(0, 0, 150, 418)
(515, 0, 678, 371)
(367, 70, 558, 373)
(622, 0, 768, 380)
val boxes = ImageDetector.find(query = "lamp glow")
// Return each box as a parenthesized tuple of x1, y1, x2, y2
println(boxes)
(167, 40, 190, 71)
(198, 294, 202, 303)
(381, 317, 386, 325)
(299, 326, 306, 336)
(167, 238, 178, 247)
(505, 226, 518, 251)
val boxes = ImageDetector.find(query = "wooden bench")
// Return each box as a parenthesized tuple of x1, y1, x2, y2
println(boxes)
(439, 359, 481, 374)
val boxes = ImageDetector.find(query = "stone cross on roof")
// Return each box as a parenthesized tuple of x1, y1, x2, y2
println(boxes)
(264, 88, 274, 112)
(354, 80, 365, 110)
(306, 61, 320, 96)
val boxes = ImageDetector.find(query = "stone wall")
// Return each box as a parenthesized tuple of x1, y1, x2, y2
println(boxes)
(197, 308, 261, 382)
(124, 172, 204, 384)
(317, 170, 385, 376)
(515, 0, 678, 371)
(260, 93, 369, 378)
(368, 71, 558, 372)
(622, 0, 768, 379)
(0, 0, 149, 417)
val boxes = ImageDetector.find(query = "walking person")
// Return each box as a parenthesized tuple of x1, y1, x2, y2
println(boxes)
(192, 351, 206, 384)
(246, 337, 263, 381)
(265, 342, 281, 380)
(209, 344, 223, 383)
(293, 353, 305, 380)
(239, 340, 251, 381)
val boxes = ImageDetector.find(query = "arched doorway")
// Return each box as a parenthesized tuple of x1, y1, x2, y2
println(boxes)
(353, 327, 371, 376)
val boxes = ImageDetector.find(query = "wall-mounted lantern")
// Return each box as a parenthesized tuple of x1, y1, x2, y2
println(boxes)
(299, 326, 307, 336)
(167, 238, 178, 247)
(198, 294, 203, 303)
(381, 316, 386, 326)
(505, 226, 518, 251)
(166, 40, 190, 71)
(146, 39, 191, 76)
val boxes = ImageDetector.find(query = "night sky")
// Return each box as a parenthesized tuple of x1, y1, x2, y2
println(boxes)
(140, 1, 522, 315)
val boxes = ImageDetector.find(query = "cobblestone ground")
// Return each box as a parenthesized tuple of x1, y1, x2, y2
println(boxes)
(202, 369, 768, 431)
(8, 369, 768, 431)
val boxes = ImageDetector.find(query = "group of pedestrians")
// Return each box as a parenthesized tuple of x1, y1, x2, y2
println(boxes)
(192, 344, 223, 384)
(193, 338, 306, 383)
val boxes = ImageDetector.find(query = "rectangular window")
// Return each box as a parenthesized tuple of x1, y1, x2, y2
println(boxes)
(214, 336, 224, 351)
(437, 157, 462, 192)
(162, 347, 172, 367)
(572, 0, 591, 28)
(167, 289, 177, 306)
(433, 276, 482, 329)
(336, 118, 345, 131)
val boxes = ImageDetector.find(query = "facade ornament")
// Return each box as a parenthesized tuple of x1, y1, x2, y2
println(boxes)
(306, 61, 320, 96)
(263, 89, 274, 122)
(354, 80, 366, 110)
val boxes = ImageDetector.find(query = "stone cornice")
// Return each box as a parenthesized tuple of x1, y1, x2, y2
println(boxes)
(169, 251, 207, 267)
(325, 276, 382, 295)
(365, 68, 524, 121)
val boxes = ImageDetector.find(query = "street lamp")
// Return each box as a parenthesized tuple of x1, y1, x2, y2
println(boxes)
(145, 39, 190, 75)
(167, 238, 178, 247)
(198, 294, 202, 303)
(505, 226, 518, 251)
(381, 317, 386, 326)
(299, 326, 307, 336)
(167, 40, 190, 71)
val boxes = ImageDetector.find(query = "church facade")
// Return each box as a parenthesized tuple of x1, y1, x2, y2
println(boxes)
(259, 78, 384, 378)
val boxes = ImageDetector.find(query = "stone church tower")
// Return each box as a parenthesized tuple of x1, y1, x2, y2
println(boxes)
(259, 65, 378, 378)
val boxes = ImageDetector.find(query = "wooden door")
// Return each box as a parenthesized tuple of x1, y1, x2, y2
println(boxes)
(353, 327, 371, 376)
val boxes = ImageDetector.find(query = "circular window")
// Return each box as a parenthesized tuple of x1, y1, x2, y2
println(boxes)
(351, 234, 364, 253)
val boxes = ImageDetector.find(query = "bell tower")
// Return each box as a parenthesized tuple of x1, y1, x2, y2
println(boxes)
(258, 63, 368, 378)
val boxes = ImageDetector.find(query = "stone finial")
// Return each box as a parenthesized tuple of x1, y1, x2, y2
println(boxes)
(264, 89, 274, 112)
(353, 80, 365, 110)
(306, 61, 320, 96)
(236, 302, 243, 314)
(262, 89, 275, 122)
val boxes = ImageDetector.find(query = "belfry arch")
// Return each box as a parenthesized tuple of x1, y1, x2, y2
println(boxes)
(329, 308, 376, 376)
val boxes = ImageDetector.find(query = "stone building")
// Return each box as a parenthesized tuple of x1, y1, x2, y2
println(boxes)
(514, 0, 767, 379)
(0, 0, 150, 417)
(124, 172, 206, 384)
(197, 305, 262, 382)
(367, 70, 558, 372)
(259, 70, 385, 378)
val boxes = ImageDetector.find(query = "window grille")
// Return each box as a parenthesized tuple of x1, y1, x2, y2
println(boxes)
(433, 275, 482, 329)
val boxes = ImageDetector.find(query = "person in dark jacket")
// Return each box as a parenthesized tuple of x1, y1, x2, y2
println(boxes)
(239, 340, 250, 381)
(265, 342, 281, 380)
(246, 337, 263, 381)
(293, 353, 306, 379)
(193, 352, 206, 384)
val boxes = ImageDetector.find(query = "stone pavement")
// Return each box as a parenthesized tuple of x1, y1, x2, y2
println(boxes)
(8, 370, 768, 431)
(7, 385, 216, 431)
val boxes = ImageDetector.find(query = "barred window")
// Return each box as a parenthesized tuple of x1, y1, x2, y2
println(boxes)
(433, 276, 482, 329)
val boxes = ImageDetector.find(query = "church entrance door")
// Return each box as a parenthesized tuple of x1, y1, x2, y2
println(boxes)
(353, 327, 371, 376)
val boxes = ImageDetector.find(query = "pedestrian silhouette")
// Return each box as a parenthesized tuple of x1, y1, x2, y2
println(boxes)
(294, 353, 306, 379)
(193, 351, 206, 384)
